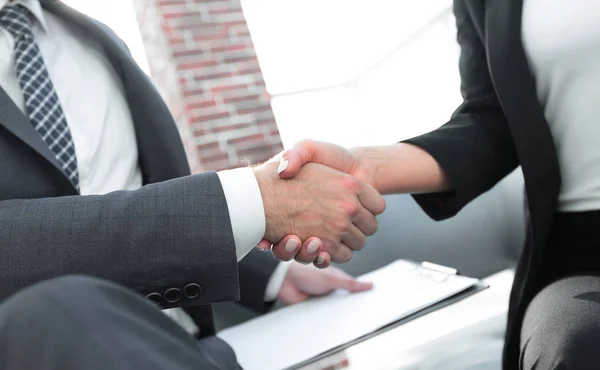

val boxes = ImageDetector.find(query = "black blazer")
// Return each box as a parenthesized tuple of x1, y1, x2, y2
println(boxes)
(406, 0, 561, 368)
(0, 0, 278, 337)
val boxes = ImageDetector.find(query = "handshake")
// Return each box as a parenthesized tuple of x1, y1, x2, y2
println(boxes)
(253, 140, 385, 268)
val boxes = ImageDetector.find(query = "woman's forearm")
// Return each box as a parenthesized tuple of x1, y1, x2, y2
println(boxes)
(351, 143, 451, 195)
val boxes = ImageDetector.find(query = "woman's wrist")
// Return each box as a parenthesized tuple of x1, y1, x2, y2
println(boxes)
(351, 144, 450, 195)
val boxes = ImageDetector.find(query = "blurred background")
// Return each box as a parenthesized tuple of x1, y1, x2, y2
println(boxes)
(61, 1, 526, 368)
(62, 0, 462, 168)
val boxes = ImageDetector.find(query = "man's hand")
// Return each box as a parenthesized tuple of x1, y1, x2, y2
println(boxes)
(254, 160, 385, 263)
(277, 262, 373, 305)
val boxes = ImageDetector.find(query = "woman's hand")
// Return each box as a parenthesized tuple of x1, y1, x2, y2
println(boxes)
(277, 140, 377, 188)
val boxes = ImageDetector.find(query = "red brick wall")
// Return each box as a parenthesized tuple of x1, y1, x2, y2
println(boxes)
(132, 0, 282, 171)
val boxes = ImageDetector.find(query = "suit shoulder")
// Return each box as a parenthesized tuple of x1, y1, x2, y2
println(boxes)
(89, 19, 132, 55)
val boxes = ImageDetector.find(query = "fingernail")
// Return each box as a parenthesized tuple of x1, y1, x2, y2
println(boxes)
(316, 255, 325, 265)
(306, 240, 321, 254)
(284, 239, 299, 252)
(277, 159, 289, 174)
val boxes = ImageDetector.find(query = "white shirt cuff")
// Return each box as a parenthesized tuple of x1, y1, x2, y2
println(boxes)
(264, 261, 290, 301)
(217, 167, 266, 262)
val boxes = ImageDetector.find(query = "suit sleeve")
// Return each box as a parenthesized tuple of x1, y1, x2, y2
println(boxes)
(403, 0, 519, 220)
(0, 171, 240, 308)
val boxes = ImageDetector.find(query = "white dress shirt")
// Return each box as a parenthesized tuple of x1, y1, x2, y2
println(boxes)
(0, 0, 286, 313)
(522, 0, 600, 211)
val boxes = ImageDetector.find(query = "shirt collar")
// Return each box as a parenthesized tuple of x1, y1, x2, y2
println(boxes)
(1, 0, 49, 34)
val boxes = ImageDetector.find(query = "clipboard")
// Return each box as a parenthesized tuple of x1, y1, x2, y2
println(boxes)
(218, 260, 488, 370)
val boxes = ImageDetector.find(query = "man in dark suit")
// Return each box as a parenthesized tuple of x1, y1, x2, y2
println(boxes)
(0, 1, 385, 369)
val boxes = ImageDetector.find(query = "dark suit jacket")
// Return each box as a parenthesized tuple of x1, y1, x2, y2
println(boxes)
(0, 0, 279, 339)
(405, 0, 561, 369)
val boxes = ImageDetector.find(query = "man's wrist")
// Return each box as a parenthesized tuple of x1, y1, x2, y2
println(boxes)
(217, 167, 266, 261)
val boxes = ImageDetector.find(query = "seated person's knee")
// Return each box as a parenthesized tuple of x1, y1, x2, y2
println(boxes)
(521, 276, 600, 369)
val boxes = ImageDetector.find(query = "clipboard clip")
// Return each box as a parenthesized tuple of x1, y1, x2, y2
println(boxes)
(416, 261, 459, 283)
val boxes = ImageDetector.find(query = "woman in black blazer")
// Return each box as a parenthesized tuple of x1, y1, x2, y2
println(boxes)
(274, 0, 600, 368)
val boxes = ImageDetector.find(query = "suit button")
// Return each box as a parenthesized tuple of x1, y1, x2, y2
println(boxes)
(164, 288, 182, 303)
(183, 283, 203, 299)
(145, 292, 163, 305)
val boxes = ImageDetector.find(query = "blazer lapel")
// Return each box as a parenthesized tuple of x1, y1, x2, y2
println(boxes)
(43, 1, 192, 183)
(0, 87, 73, 186)
(485, 0, 561, 355)
(485, 0, 560, 200)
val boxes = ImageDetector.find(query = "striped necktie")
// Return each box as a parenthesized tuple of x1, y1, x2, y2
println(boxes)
(0, 4, 79, 189)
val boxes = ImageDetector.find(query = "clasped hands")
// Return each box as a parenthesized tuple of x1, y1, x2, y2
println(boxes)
(253, 140, 384, 269)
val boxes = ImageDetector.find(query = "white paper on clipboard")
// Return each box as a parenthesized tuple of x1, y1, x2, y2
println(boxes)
(218, 260, 483, 370)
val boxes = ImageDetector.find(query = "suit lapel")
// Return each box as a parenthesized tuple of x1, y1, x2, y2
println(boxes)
(0, 83, 75, 189)
(485, 0, 560, 199)
(43, 1, 192, 183)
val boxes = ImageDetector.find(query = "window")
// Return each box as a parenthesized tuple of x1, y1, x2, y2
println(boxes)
(242, 0, 462, 147)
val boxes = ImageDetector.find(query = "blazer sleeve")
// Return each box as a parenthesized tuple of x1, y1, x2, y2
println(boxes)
(403, 0, 519, 220)
(0, 171, 240, 308)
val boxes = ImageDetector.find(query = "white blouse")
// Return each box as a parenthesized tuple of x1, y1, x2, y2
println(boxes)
(522, 0, 600, 211)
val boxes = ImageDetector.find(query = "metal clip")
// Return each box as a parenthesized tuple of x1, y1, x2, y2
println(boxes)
(416, 261, 458, 283)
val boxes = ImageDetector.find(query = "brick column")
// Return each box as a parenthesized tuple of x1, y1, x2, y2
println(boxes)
(132, 0, 283, 172)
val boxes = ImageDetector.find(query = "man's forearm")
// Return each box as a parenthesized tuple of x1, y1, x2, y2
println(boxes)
(352, 143, 451, 195)
(0, 172, 239, 306)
